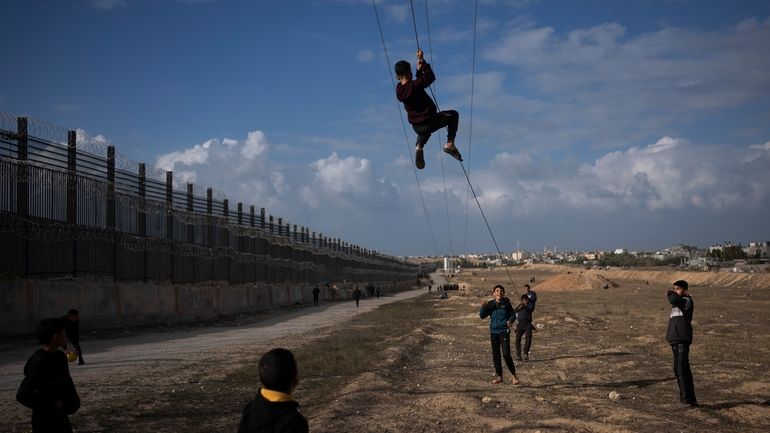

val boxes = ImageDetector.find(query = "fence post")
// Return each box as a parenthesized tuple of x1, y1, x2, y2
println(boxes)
(107, 146, 116, 281)
(138, 163, 146, 282)
(223, 199, 230, 284)
(166, 171, 174, 282)
(187, 183, 195, 283)
(206, 188, 214, 280)
(16, 118, 28, 276)
(67, 130, 77, 278)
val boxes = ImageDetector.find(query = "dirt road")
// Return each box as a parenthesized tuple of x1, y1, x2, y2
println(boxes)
(1, 283, 434, 432)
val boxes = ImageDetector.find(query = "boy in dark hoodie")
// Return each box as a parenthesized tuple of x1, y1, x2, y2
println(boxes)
(666, 280, 698, 407)
(513, 294, 535, 361)
(17, 317, 81, 433)
(479, 285, 520, 385)
(238, 348, 308, 433)
(395, 49, 462, 169)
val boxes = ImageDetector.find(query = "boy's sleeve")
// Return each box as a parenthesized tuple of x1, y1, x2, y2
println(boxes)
(414, 63, 436, 88)
(667, 290, 688, 310)
(479, 301, 491, 319)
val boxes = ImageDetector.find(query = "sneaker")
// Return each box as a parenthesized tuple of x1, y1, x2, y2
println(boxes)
(415, 146, 425, 169)
(516, 354, 523, 362)
(523, 354, 529, 361)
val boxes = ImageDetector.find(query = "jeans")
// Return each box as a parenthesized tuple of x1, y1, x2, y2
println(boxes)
(413, 110, 459, 147)
(490, 331, 516, 377)
(671, 343, 696, 403)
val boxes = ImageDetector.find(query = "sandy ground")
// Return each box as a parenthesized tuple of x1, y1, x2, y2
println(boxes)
(3, 266, 770, 433)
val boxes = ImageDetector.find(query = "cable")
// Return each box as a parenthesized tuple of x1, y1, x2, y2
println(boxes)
(458, 160, 518, 296)
(372, 0, 440, 257)
(463, 0, 478, 254)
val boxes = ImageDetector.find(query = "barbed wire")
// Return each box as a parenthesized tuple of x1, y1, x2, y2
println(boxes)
(0, 212, 416, 277)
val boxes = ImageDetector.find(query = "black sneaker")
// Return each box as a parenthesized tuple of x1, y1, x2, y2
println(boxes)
(415, 146, 425, 169)
(523, 354, 529, 361)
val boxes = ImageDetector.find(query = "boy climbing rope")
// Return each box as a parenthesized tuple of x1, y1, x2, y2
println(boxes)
(395, 49, 462, 169)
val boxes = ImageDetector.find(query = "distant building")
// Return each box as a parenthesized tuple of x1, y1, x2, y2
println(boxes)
(614, 248, 627, 255)
(744, 241, 769, 258)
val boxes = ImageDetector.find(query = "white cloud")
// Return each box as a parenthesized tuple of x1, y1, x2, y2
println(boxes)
(474, 17, 770, 151)
(480, 137, 770, 217)
(241, 131, 269, 160)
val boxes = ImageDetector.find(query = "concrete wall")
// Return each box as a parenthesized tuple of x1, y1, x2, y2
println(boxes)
(0, 278, 413, 336)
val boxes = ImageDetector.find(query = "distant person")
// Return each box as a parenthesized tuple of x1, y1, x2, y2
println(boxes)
(395, 49, 462, 169)
(375, 286, 381, 299)
(666, 280, 698, 407)
(428, 285, 432, 292)
(17, 317, 81, 433)
(238, 348, 309, 433)
(353, 286, 362, 308)
(513, 294, 534, 361)
(64, 309, 84, 365)
(312, 285, 320, 307)
(479, 285, 519, 385)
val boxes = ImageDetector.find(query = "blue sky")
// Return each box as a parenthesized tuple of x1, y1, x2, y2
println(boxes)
(2, 0, 769, 257)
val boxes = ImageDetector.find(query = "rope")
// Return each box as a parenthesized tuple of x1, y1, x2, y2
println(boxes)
(463, 0, 478, 254)
(421, 0, 455, 260)
(459, 161, 518, 296)
(372, 0, 440, 257)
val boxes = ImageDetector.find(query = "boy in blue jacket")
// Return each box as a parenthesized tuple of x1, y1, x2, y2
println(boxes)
(480, 285, 520, 385)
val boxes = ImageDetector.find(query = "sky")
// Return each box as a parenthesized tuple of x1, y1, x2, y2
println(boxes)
(2, 0, 769, 257)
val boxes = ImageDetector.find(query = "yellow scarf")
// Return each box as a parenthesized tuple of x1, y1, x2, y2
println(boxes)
(260, 388, 293, 403)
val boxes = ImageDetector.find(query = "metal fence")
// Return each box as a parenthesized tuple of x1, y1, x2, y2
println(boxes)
(0, 114, 417, 284)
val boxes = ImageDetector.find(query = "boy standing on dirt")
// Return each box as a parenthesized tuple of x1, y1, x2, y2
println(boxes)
(238, 348, 309, 433)
(479, 285, 520, 385)
(513, 295, 535, 361)
(17, 317, 81, 433)
(524, 284, 537, 311)
(666, 280, 698, 407)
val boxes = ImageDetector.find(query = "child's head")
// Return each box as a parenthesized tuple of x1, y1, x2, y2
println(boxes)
(259, 348, 298, 393)
(673, 280, 689, 296)
(67, 309, 79, 321)
(493, 284, 505, 300)
(524, 284, 531, 292)
(395, 60, 412, 80)
(36, 317, 67, 346)
(520, 294, 529, 303)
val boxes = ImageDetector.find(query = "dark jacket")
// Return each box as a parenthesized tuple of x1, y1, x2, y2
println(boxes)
(480, 297, 515, 335)
(525, 291, 537, 311)
(666, 291, 694, 344)
(396, 62, 437, 125)
(17, 349, 80, 433)
(513, 302, 534, 329)
(238, 389, 308, 433)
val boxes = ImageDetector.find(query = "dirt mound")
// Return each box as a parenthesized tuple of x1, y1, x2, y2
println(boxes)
(534, 272, 618, 291)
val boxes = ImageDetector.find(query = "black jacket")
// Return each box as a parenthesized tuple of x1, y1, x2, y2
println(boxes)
(238, 389, 308, 433)
(17, 349, 80, 433)
(666, 291, 694, 344)
(396, 62, 437, 125)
